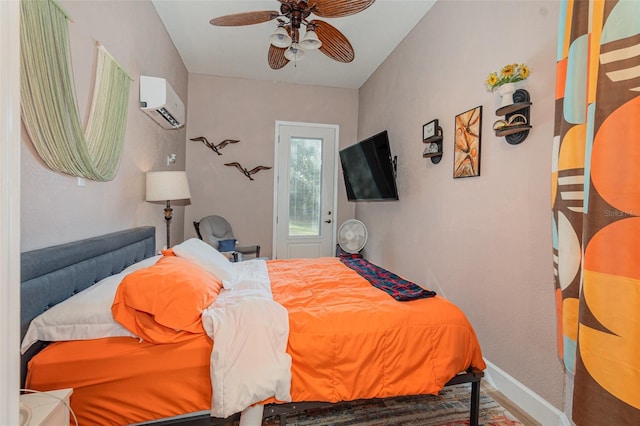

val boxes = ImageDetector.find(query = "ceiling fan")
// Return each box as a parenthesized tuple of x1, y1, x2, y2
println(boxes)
(210, 0, 375, 69)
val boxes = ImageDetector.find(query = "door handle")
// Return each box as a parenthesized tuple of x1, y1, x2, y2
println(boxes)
(324, 219, 332, 223)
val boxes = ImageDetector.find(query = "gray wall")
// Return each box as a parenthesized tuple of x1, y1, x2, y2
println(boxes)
(183, 74, 358, 259)
(356, 0, 563, 409)
(21, 0, 188, 252)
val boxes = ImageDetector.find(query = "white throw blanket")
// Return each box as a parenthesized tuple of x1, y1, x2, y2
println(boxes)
(201, 259, 292, 421)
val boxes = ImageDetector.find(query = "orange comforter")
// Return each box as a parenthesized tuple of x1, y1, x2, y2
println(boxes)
(270, 257, 485, 402)
(26, 257, 485, 425)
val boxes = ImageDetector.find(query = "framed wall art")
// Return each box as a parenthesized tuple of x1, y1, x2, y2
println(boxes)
(453, 105, 482, 178)
(423, 119, 439, 140)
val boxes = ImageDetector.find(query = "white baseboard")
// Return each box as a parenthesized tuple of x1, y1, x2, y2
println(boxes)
(483, 358, 566, 426)
(559, 413, 573, 426)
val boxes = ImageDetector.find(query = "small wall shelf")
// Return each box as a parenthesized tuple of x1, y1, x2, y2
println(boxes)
(494, 89, 532, 145)
(422, 133, 443, 164)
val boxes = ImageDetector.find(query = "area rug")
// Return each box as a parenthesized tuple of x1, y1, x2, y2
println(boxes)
(260, 383, 524, 426)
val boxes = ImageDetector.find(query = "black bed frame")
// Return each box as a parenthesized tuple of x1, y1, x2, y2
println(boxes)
(20, 227, 483, 426)
(211, 368, 484, 426)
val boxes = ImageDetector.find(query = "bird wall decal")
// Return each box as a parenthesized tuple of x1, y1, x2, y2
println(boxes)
(224, 162, 272, 181)
(189, 136, 239, 155)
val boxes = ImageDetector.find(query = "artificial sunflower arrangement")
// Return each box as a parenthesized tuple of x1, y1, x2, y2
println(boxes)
(485, 63, 530, 92)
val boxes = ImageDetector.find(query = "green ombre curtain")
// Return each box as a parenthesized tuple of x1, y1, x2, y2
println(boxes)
(20, 0, 132, 182)
(552, 0, 640, 424)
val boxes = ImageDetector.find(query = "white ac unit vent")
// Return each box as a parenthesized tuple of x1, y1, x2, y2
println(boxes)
(139, 75, 185, 129)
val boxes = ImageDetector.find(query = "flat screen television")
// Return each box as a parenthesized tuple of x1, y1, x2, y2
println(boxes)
(339, 130, 399, 202)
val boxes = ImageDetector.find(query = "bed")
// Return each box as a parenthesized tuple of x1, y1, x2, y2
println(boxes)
(20, 227, 486, 425)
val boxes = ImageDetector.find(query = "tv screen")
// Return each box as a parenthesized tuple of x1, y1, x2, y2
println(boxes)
(339, 130, 399, 202)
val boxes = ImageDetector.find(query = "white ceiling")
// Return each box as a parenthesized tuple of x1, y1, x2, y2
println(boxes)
(151, 0, 437, 89)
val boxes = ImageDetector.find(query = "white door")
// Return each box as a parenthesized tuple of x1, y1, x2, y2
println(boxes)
(274, 122, 338, 259)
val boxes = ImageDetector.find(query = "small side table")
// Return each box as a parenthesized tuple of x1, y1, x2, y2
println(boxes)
(20, 388, 72, 426)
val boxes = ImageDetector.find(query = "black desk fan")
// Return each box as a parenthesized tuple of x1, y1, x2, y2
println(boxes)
(336, 219, 368, 257)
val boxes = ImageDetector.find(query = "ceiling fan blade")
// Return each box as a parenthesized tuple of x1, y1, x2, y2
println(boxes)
(312, 20, 355, 63)
(268, 45, 289, 69)
(309, 0, 375, 18)
(210, 10, 279, 26)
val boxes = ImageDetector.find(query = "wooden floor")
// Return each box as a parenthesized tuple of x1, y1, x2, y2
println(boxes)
(483, 384, 541, 426)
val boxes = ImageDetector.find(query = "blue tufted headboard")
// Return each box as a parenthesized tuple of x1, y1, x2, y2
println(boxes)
(20, 226, 156, 385)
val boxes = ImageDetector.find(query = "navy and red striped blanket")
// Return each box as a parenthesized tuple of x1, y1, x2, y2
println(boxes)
(339, 256, 436, 301)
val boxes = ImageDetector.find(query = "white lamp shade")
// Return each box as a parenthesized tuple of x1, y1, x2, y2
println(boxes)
(269, 26, 292, 48)
(146, 171, 191, 201)
(284, 43, 305, 61)
(300, 29, 322, 50)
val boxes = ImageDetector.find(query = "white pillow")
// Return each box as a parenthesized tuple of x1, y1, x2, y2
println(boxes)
(20, 255, 161, 354)
(171, 238, 237, 288)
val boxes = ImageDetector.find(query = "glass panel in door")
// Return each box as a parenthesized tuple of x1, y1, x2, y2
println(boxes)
(288, 137, 322, 237)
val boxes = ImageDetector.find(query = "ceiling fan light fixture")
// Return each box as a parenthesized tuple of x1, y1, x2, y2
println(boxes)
(284, 43, 305, 61)
(300, 29, 322, 50)
(269, 26, 292, 48)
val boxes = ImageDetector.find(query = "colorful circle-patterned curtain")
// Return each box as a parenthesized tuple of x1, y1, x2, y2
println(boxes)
(552, 0, 640, 424)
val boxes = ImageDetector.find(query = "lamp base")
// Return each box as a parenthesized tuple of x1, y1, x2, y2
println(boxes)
(164, 201, 173, 248)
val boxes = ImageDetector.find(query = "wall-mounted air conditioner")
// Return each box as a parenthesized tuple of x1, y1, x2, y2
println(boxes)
(139, 75, 185, 129)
